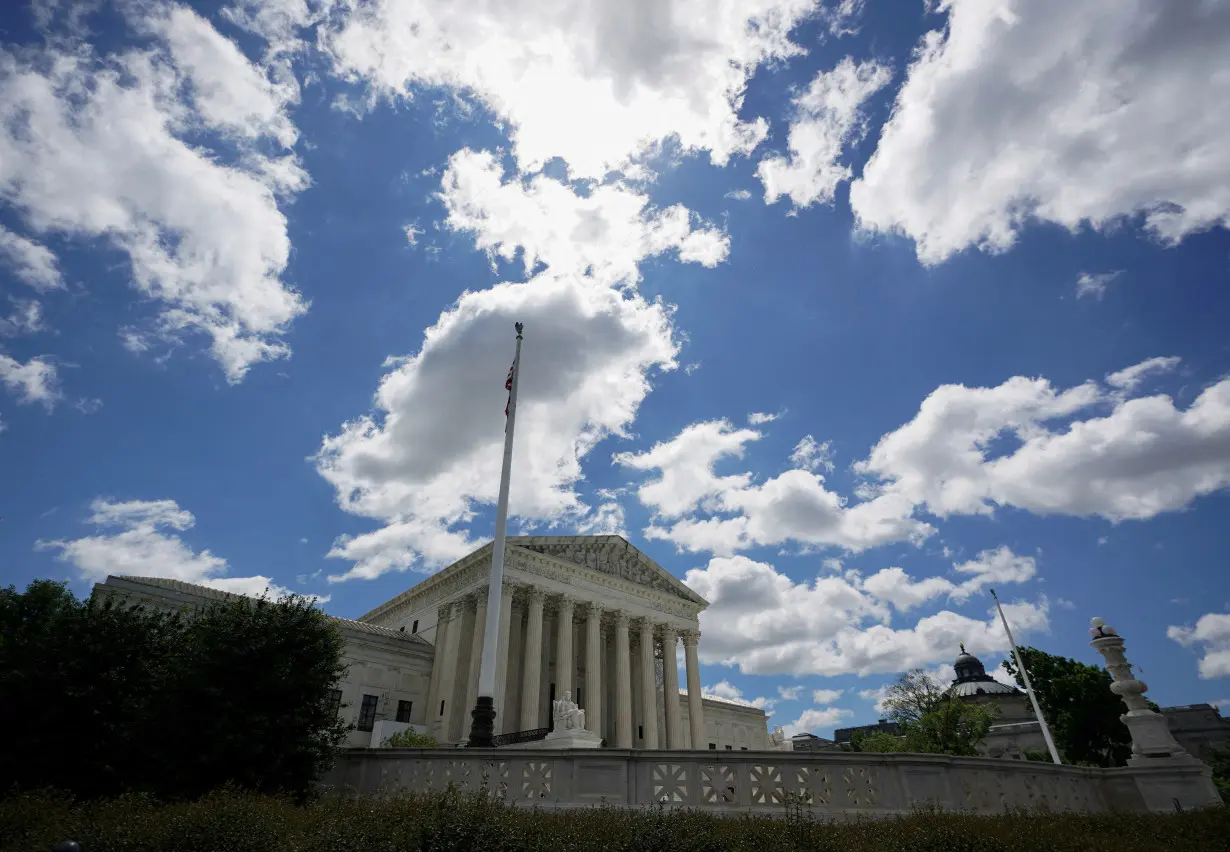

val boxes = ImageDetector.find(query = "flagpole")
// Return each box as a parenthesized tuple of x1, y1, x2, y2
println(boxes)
(467, 321, 523, 747)
(990, 588, 1062, 765)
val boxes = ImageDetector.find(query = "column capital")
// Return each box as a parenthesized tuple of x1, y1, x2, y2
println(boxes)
(637, 617, 655, 637)
(527, 586, 546, 604)
(557, 595, 577, 612)
(584, 601, 604, 619)
(614, 609, 631, 628)
(661, 625, 679, 640)
(681, 629, 700, 647)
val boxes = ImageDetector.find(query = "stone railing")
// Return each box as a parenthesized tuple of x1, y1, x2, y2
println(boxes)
(320, 747, 1221, 815)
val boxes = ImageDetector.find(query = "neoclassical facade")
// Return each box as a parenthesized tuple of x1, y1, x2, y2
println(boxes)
(362, 535, 767, 750)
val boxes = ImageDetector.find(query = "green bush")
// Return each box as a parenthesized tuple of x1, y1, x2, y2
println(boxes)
(382, 728, 439, 748)
(1, 787, 1226, 852)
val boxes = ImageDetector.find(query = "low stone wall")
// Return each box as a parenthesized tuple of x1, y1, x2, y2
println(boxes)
(321, 747, 1222, 816)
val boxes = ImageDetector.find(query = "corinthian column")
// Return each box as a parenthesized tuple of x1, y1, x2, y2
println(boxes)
(585, 603, 603, 737)
(435, 602, 463, 741)
(638, 619, 659, 749)
(463, 594, 488, 734)
(661, 627, 682, 748)
(519, 588, 546, 730)
(493, 581, 515, 734)
(683, 629, 705, 750)
(614, 610, 633, 748)
(555, 596, 576, 700)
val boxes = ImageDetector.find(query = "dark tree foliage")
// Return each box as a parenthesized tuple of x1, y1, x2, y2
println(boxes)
(1002, 646, 1132, 767)
(0, 580, 350, 803)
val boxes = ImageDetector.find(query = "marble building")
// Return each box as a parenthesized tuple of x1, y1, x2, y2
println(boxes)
(362, 535, 769, 751)
(94, 535, 769, 751)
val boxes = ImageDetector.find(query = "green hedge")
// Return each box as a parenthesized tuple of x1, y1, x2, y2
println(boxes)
(2, 788, 1226, 852)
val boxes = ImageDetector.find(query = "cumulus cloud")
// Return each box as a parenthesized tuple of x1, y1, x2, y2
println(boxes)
(862, 546, 1036, 613)
(777, 685, 803, 701)
(1106, 356, 1181, 395)
(758, 57, 891, 209)
(850, 0, 1230, 264)
(702, 680, 775, 711)
(684, 554, 1048, 677)
(781, 706, 853, 737)
(619, 419, 934, 555)
(439, 148, 729, 289)
(790, 435, 834, 473)
(811, 688, 843, 704)
(856, 363, 1230, 523)
(314, 275, 678, 581)
(35, 497, 310, 600)
(0, 299, 48, 337)
(1076, 271, 1122, 300)
(0, 226, 63, 291)
(0, 2, 308, 382)
(323, 0, 820, 178)
(1169, 613, 1230, 680)
(0, 354, 60, 409)
(747, 411, 779, 425)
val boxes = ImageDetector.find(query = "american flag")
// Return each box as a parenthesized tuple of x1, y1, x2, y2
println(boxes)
(504, 362, 514, 417)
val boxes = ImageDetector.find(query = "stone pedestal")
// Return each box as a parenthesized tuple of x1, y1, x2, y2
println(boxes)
(533, 689, 602, 750)
(535, 727, 603, 749)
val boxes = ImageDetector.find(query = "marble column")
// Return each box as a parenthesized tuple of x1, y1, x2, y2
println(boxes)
(435, 602, 463, 742)
(424, 603, 449, 727)
(493, 581, 515, 734)
(638, 619, 659, 749)
(519, 588, 546, 730)
(585, 603, 603, 738)
(683, 629, 705, 750)
(462, 594, 487, 736)
(661, 627, 682, 749)
(614, 611, 633, 748)
(556, 596, 576, 700)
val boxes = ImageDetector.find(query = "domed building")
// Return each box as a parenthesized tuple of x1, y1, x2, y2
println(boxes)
(947, 644, 1048, 760)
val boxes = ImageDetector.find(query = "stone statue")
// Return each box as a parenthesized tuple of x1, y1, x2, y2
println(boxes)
(552, 690, 585, 732)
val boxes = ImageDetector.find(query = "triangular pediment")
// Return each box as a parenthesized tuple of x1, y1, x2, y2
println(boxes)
(507, 535, 708, 608)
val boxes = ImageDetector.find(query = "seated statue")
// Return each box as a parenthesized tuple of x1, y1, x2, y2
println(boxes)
(552, 690, 586, 731)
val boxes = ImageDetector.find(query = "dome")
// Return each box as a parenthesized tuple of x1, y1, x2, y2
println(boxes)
(946, 644, 1021, 699)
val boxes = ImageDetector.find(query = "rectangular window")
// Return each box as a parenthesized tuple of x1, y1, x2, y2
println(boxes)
(740, 747, 748, 751)
(439, 699, 445, 717)
(357, 694, 379, 732)
(548, 682, 556, 732)
(412, 619, 419, 634)
(396, 700, 413, 723)
(638, 725, 644, 740)
(327, 688, 342, 717)
(576, 687, 583, 707)
(725, 745, 733, 750)
(708, 743, 716, 750)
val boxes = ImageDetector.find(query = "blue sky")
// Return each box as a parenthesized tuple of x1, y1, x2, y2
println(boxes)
(2, 0, 1229, 738)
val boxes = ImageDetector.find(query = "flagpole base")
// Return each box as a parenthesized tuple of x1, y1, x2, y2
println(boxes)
(466, 696, 497, 748)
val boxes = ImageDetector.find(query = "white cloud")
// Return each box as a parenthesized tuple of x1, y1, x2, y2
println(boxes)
(860, 546, 1036, 613)
(314, 274, 678, 581)
(0, 299, 48, 337)
(1076, 271, 1122, 300)
(323, 0, 820, 179)
(747, 411, 778, 425)
(850, 0, 1230, 264)
(819, 0, 865, 38)
(857, 685, 890, 714)
(781, 706, 853, 737)
(1169, 613, 1230, 680)
(758, 57, 891, 209)
(0, 354, 60, 409)
(1106, 356, 1181, 395)
(684, 554, 1048, 677)
(0, 225, 63, 291)
(35, 497, 306, 600)
(811, 688, 843, 704)
(621, 419, 934, 555)
(777, 685, 803, 701)
(790, 434, 834, 473)
(724, 189, 753, 201)
(439, 148, 728, 289)
(0, 3, 308, 382)
(856, 364, 1230, 523)
(702, 680, 775, 711)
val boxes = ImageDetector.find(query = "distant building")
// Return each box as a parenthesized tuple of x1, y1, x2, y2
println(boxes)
(1161, 704, 1230, 760)
(789, 732, 838, 752)
(946, 644, 1047, 760)
(833, 719, 901, 744)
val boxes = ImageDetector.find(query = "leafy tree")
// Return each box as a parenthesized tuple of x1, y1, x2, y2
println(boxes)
(383, 728, 438, 748)
(1002, 647, 1131, 767)
(0, 579, 350, 802)
(878, 669, 996, 756)
(1202, 746, 1230, 803)
(857, 731, 908, 753)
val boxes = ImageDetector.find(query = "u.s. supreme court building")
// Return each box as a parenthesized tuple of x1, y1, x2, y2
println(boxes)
(96, 535, 769, 751)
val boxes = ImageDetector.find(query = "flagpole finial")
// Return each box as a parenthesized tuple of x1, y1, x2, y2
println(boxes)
(515, 321, 524, 338)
